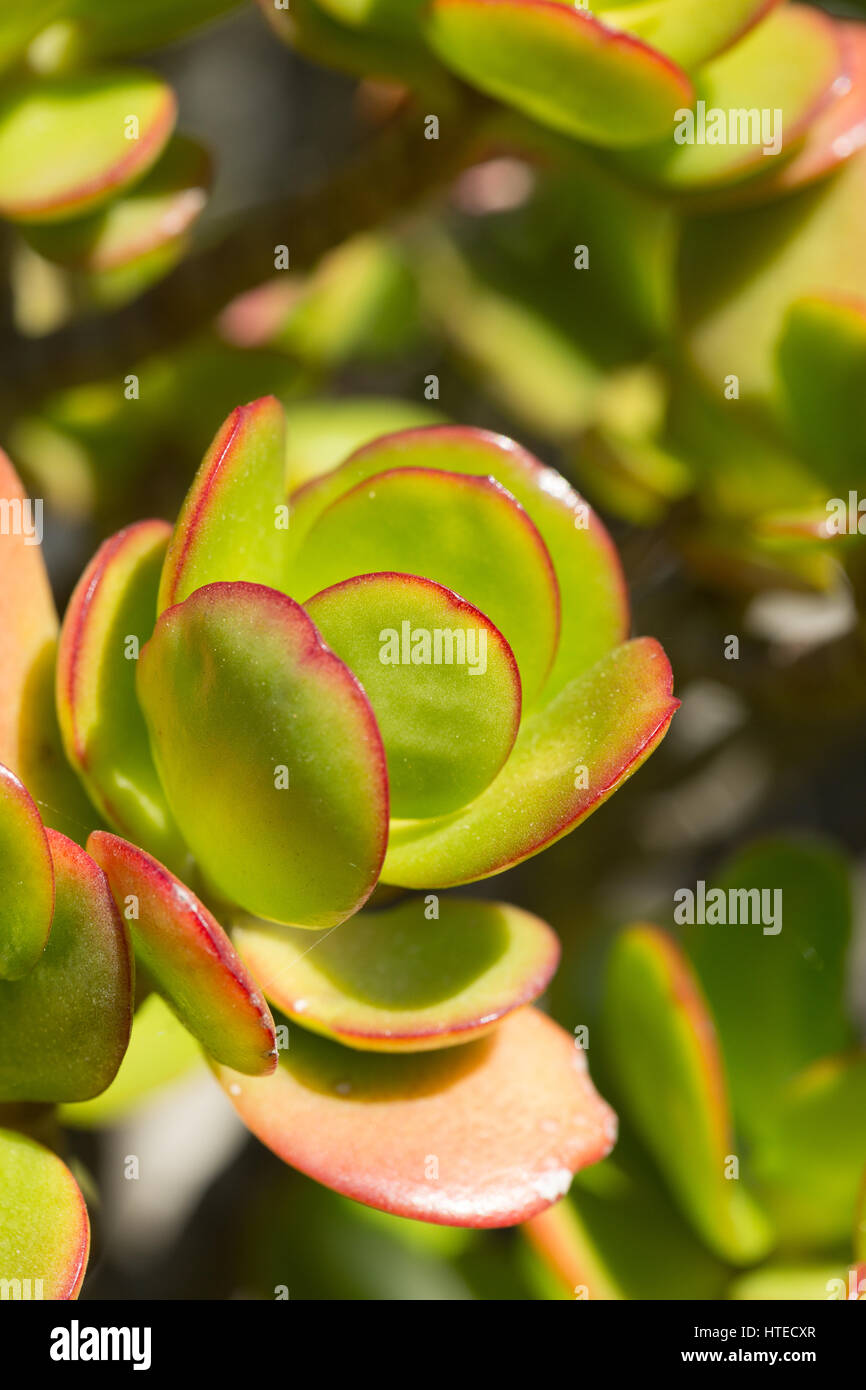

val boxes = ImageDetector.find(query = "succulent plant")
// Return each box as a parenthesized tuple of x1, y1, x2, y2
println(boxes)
(0, 398, 677, 1294)
(525, 838, 866, 1302)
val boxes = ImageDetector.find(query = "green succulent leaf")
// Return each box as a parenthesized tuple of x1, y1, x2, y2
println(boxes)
(0, 763, 54, 980)
(686, 838, 854, 1144)
(61, 992, 203, 1129)
(214, 1006, 616, 1226)
(232, 896, 560, 1051)
(597, 0, 783, 71)
(88, 832, 277, 1076)
(57, 520, 187, 867)
(0, 830, 132, 1102)
(0, 69, 176, 223)
(0, 2, 63, 72)
(291, 464, 560, 705)
(383, 638, 677, 887)
(728, 1262, 857, 1301)
(604, 925, 773, 1264)
(289, 425, 629, 699)
(427, 0, 694, 146)
(305, 572, 521, 817)
(158, 395, 289, 611)
(21, 135, 210, 273)
(776, 295, 866, 490)
(138, 581, 388, 928)
(0, 1126, 89, 1300)
(750, 1054, 866, 1248)
(680, 146, 866, 403)
(621, 3, 842, 191)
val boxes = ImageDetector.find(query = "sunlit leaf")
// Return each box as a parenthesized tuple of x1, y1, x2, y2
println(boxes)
(233, 896, 559, 1050)
(215, 1006, 616, 1226)
(88, 832, 277, 1075)
(289, 425, 629, 698)
(57, 520, 187, 867)
(427, 0, 693, 146)
(138, 581, 388, 928)
(291, 464, 560, 705)
(0, 831, 132, 1102)
(597, 0, 783, 71)
(0, 69, 176, 222)
(0, 1126, 89, 1299)
(0, 762, 53, 980)
(383, 638, 677, 887)
(306, 572, 521, 817)
(158, 395, 289, 611)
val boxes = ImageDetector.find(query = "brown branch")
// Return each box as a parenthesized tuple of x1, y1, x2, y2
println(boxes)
(0, 92, 489, 420)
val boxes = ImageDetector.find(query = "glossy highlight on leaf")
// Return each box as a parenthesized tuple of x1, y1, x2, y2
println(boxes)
(232, 896, 560, 1051)
(0, 69, 176, 222)
(427, 0, 694, 147)
(57, 519, 186, 866)
(0, 830, 132, 1102)
(305, 572, 521, 818)
(0, 762, 53, 980)
(383, 638, 678, 887)
(215, 1006, 616, 1226)
(0, 1126, 89, 1300)
(291, 465, 560, 704)
(159, 395, 289, 611)
(138, 581, 388, 928)
(88, 832, 277, 1076)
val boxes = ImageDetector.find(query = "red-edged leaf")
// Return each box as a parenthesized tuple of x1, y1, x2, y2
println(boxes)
(88, 831, 276, 1076)
(0, 1127, 89, 1299)
(0, 762, 53, 980)
(215, 1006, 616, 1226)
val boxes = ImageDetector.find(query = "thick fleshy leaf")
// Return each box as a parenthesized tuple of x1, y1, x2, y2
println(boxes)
(57, 520, 186, 867)
(215, 1006, 616, 1226)
(604, 926, 773, 1263)
(680, 146, 866, 403)
(158, 396, 288, 612)
(261, 0, 440, 86)
(291, 465, 559, 704)
(776, 295, 866, 488)
(685, 839, 853, 1145)
(0, 763, 53, 980)
(597, 0, 782, 71)
(742, 22, 866, 200)
(289, 425, 628, 698)
(22, 135, 210, 272)
(750, 1054, 866, 1248)
(383, 638, 677, 887)
(87, 832, 276, 1075)
(232, 897, 559, 1051)
(427, 0, 693, 147)
(0, 450, 97, 843)
(622, 4, 841, 191)
(0, 1127, 89, 1300)
(0, 70, 176, 222)
(138, 582, 388, 928)
(305, 573, 521, 817)
(0, 830, 132, 1102)
(61, 993, 203, 1129)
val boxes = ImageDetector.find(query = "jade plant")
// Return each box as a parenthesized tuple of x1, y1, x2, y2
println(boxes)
(0, 397, 677, 1296)
(525, 839, 866, 1301)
